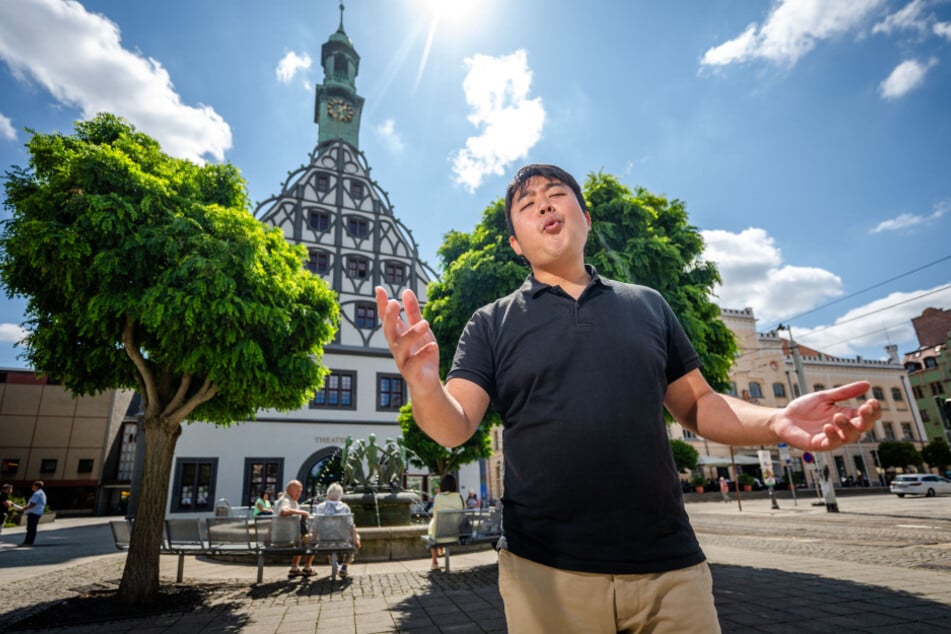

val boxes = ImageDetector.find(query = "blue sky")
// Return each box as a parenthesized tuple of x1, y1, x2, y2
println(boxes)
(1, 0, 950, 371)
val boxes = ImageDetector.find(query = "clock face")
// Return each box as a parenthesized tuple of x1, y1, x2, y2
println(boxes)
(327, 97, 355, 122)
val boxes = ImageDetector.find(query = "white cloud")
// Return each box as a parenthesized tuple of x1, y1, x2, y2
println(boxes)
(275, 51, 311, 84)
(375, 119, 404, 154)
(872, 0, 930, 35)
(0, 323, 27, 344)
(872, 199, 950, 232)
(0, 112, 15, 140)
(702, 227, 843, 324)
(451, 50, 545, 192)
(792, 284, 951, 358)
(934, 21, 951, 39)
(0, 0, 231, 162)
(701, 0, 885, 67)
(879, 57, 938, 99)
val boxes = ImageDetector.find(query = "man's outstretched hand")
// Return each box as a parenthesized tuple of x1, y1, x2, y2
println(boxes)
(772, 381, 881, 452)
(375, 287, 441, 392)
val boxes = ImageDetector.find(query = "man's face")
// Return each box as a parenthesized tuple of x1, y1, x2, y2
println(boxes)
(287, 483, 302, 501)
(509, 176, 590, 271)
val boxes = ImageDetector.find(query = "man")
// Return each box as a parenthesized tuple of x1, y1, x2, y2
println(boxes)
(20, 480, 47, 546)
(1, 483, 23, 531)
(274, 479, 316, 578)
(313, 482, 361, 579)
(375, 163, 881, 632)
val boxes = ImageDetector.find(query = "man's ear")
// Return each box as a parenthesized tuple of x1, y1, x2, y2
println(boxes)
(584, 211, 592, 229)
(509, 234, 523, 256)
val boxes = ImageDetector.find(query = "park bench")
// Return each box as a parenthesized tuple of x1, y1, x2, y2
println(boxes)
(421, 507, 502, 572)
(109, 513, 356, 583)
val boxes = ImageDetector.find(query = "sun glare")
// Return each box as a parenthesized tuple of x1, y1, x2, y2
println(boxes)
(420, 0, 481, 23)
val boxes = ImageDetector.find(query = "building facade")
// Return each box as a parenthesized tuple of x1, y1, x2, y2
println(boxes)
(0, 369, 136, 514)
(669, 308, 924, 488)
(167, 11, 481, 514)
(903, 307, 951, 446)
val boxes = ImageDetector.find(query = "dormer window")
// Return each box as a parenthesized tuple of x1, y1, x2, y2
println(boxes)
(384, 261, 406, 284)
(346, 256, 370, 279)
(309, 210, 331, 233)
(347, 216, 370, 239)
(316, 174, 330, 193)
(350, 181, 364, 199)
(306, 250, 330, 275)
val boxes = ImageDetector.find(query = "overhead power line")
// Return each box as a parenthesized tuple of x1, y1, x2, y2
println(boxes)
(766, 254, 951, 329)
(796, 284, 951, 339)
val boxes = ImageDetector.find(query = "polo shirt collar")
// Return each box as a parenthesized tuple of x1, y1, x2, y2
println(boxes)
(522, 264, 611, 298)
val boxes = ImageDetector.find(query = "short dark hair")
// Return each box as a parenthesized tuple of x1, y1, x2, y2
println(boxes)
(439, 474, 458, 493)
(504, 164, 586, 238)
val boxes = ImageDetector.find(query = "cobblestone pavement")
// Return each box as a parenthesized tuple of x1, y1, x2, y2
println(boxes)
(1, 493, 950, 632)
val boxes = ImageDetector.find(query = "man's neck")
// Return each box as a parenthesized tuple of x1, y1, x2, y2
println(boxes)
(532, 263, 591, 299)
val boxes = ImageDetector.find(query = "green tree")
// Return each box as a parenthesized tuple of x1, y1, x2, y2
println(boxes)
(876, 441, 922, 470)
(670, 439, 699, 473)
(397, 200, 519, 474)
(921, 438, 951, 473)
(401, 172, 737, 477)
(398, 402, 492, 477)
(0, 114, 339, 605)
(583, 172, 736, 392)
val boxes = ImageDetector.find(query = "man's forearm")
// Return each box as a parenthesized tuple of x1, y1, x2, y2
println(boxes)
(410, 383, 487, 448)
(691, 391, 781, 446)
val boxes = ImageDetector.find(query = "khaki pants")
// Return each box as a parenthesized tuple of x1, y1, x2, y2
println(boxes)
(498, 549, 720, 633)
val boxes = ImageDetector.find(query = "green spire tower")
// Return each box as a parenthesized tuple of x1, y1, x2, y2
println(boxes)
(315, 2, 364, 149)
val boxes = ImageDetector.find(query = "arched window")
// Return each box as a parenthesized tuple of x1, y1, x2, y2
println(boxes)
(872, 386, 885, 400)
(891, 387, 903, 401)
(772, 383, 786, 398)
(749, 382, 763, 398)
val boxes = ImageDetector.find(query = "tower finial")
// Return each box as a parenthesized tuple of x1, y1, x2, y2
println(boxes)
(339, 2, 345, 31)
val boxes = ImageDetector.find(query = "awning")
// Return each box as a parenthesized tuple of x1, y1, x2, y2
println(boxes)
(697, 454, 761, 466)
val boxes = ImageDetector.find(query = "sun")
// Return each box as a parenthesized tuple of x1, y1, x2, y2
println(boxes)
(419, 0, 481, 23)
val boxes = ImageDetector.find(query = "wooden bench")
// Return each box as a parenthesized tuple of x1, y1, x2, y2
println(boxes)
(422, 508, 502, 572)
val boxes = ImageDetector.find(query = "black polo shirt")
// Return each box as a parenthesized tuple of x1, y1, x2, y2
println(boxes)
(448, 266, 705, 574)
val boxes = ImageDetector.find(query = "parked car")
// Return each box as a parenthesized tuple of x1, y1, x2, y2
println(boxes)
(890, 474, 951, 498)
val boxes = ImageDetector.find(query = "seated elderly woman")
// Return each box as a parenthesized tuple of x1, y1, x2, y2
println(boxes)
(314, 483, 361, 579)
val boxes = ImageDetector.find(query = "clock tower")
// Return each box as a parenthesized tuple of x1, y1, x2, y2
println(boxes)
(315, 3, 364, 149)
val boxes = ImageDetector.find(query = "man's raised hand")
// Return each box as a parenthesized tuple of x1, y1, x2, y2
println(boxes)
(374, 287, 442, 391)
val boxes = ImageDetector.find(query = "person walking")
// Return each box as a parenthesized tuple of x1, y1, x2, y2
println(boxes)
(20, 480, 47, 546)
(719, 477, 731, 502)
(375, 163, 881, 632)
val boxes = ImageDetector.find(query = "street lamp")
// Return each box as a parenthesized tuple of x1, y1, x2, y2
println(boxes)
(777, 323, 840, 513)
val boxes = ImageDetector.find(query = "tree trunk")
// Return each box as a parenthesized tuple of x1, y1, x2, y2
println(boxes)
(117, 416, 180, 606)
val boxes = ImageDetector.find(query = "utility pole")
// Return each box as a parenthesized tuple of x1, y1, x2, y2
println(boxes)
(780, 324, 840, 513)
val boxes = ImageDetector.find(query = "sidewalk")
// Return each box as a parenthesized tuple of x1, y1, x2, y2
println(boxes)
(1, 513, 950, 632)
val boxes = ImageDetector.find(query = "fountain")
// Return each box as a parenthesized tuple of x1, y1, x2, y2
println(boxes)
(340, 434, 419, 527)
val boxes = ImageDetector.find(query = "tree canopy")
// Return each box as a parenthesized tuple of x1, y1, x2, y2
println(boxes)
(921, 437, 951, 473)
(670, 439, 700, 473)
(426, 171, 737, 393)
(876, 441, 922, 471)
(0, 113, 339, 604)
(400, 170, 737, 474)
